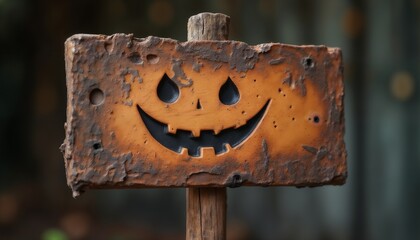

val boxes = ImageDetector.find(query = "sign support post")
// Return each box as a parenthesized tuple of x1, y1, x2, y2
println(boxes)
(62, 11, 347, 240)
(186, 13, 229, 240)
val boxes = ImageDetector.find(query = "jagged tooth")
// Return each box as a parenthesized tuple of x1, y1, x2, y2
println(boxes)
(235, 119, 247, 129)
(224, 143, 234, 152)
(201, 147, 215, 157)
(180, 147, 189, 157)
(213, 127, 223, 135)
(167, 124, 177, 134)
(191, 129, 201, 137)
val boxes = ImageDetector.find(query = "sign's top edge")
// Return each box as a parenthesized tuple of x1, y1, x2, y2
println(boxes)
(65, 33, 341, 52)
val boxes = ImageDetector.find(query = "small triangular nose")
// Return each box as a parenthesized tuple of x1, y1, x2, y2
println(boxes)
(196, 99, 202, 109)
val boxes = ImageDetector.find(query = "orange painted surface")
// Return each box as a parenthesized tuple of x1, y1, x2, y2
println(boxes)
(62, 34, 346, 195)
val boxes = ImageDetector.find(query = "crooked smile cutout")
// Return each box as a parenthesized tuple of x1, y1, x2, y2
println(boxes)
(137, 101, 270, 157)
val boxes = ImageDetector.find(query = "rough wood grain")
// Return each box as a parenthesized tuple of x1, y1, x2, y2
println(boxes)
(62, 10, 347, 239)
(188, 13, 230, 41)
(61, 19, 347, 193)
(187, 188, 226, 240)
(62, 33, 346, 192)
(186, 12, 228, 240)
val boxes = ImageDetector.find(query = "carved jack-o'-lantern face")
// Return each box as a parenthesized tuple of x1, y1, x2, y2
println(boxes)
(63, 34, 346, 193)
(137, 74, 269, 157)
(125, 41, 328, 161)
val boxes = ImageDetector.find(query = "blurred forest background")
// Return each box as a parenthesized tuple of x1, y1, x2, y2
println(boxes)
(0, 0, 419, 239)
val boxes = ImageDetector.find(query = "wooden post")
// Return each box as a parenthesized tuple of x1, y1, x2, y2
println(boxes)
(186, 13, 229, 240)
(63, 12, 346, 240)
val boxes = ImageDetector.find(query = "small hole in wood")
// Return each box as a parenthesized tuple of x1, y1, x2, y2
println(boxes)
(93, 142, 102, 150)
(303, 57, 314, 69)
(230, 174, 243, 188)
(233, 174, 241, 183)
(104, 42, 113, 53)
(313, 116, 320, 123)
(146, 54, 159, 64)
(89, 88, 104, 106)
(128, 52, 141, 64)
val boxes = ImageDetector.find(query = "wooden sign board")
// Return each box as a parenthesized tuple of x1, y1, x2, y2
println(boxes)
(61, 34, 346, 196)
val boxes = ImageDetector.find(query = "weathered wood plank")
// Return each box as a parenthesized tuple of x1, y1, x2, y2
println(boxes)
(187, 12, 230, 41)
(187, 188, 226, 240)
(61, 18, 346, 197)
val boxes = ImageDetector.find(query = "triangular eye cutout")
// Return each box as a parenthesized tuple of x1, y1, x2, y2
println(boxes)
(157, 74, 180, 103)
(219, 77, 240, 105)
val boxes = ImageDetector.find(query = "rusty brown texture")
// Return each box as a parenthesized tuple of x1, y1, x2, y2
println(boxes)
(61, 34, 346, 197)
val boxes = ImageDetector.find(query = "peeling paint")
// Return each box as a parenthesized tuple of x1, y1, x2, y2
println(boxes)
(172, 59, 193, 87)
(62, 33, 346, 193)
(269, 57, 285, 65)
